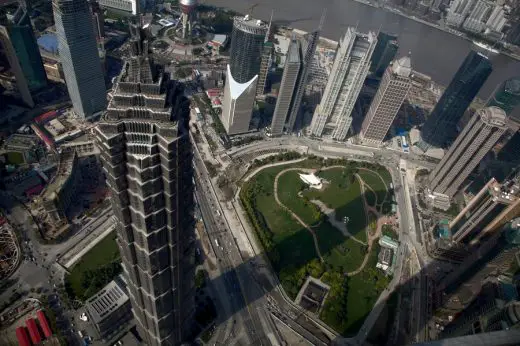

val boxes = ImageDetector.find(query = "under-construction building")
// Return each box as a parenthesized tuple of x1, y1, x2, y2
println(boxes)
(95, 24, 195, 346)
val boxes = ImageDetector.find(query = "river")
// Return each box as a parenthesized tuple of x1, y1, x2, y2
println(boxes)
(206, 0, 520, 97)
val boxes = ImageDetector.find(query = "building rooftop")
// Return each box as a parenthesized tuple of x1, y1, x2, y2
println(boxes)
(287, 38, 301, 64)
(85, 275, 129, 324)
(3, 134, 40, 151)
(234, 15, 268, 31)
(392, 55, 412, 77)
(480, 106, 507, 127)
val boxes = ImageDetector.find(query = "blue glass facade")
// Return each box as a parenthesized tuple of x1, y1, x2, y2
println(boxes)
(8, 9, 47, 91)
(370, 32, 398, 78)
(420, 50, 492, 149)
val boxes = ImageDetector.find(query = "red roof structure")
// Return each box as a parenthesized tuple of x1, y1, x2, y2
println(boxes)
(15, 327, 31, 346)
(25, 318, 42, 344)
(36, 310, 52, 338)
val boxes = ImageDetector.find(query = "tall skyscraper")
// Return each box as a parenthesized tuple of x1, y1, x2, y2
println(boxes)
(449, 178, 520, 243)
(53, 0, 106, 118)
(229, 15, 268, 84)
(270, 37, 301, 136)
(0, 4, 47, 106)
(221, 65, 258, 134)
(484, 78, 520, 172)
(429, 106, 510, 199)
(418, 50, 492, 150)
(95, 25, 194, 346)
(221, 15, 268, 135)
(370, 32, 398, 78)
(310, 28, 377, 141)
(285, 14, 323, 132)
(360, 56, 412, 145)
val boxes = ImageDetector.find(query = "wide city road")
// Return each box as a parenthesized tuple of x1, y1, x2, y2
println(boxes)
(192, 146, 276, 345)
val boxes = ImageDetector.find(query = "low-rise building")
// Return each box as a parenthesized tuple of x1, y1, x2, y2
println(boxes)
(376, 247, 393, 271)
(2, 134, 45, 164)
(85, 274, 132, 341)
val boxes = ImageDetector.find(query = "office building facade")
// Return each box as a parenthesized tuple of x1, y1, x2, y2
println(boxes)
(285, 26, 321, 132)
(310, 28, 377, 141)
(419, 51, 492, 150)
(221, 65, 257, 134)
(0, 5, 47, 107)
(95, 25, 194, 346)
(449, 178, 520, 243)
(360, 56, 412, 145)
(229, 15, 268, 84)
(370, 32, 398, 78)
(429, 106, 509, 198)
(53, 0, 107, 118)
(221, 15, 267, 135)
(2, 6, 47, 92)
(270, 38, 301, 136)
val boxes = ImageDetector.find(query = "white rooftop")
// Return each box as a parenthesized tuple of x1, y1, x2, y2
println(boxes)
(392, 56, 412, 77)
(299, 173, 322, 189)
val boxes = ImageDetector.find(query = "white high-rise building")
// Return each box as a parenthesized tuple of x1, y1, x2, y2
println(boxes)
(429, 106, 510, 198)
(221, 65, 257, 135)
(486, 4, 507, 33)
(446, 0, 477, 27)
(360, 56, 412, 146)
(463, 0, 494, 33)
(309, 28, 377, 141)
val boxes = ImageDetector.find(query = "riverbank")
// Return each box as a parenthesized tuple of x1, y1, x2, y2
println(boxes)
(350, 0, 520, 62)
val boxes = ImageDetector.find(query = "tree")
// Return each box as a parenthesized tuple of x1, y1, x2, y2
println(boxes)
(195, 269, 206, 289)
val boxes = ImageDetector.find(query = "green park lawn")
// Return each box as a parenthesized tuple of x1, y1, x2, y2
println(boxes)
(305, 167, 368, 243)
(65, 232, 121, 301)
(320, 243, 390, 336)
(357, 169, 389, 206)
(240, 158, 394, 336)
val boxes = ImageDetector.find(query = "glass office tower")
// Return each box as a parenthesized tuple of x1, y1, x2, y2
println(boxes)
(229, 15, 268, 84)
(53, 0, 106, 118)
(6, 6, 47, 91)
(419, 50, 492, 150)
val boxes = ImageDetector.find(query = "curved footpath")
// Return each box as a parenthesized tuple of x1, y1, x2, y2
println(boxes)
(272, 165, 392, 276)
